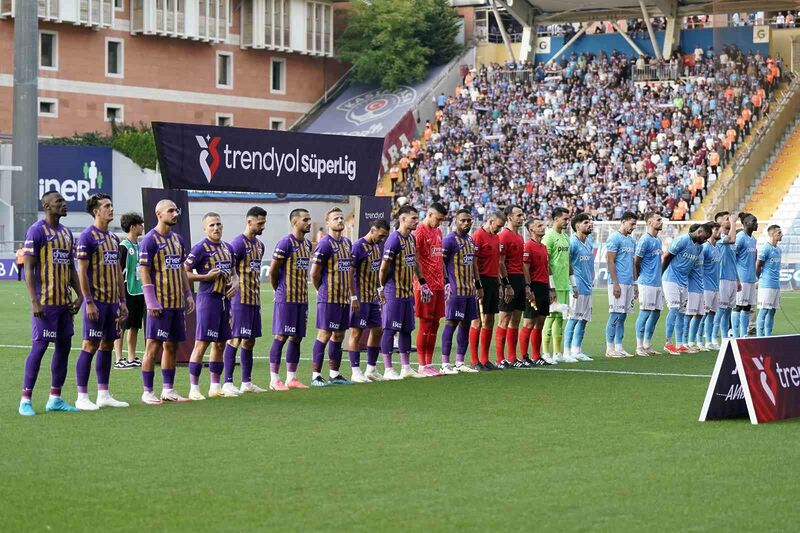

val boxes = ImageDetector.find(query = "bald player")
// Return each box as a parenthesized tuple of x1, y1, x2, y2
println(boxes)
(138, 199, 195, 404)
(18, 191, 82, 416)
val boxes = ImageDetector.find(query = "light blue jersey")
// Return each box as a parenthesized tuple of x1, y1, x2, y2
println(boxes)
(718, 234, 738, 281)
(663, 234, 701, 287)
(701, 241, 722, 291)
(734, 231, 757, 283)
(635, 232, 662, 287)
(606, 230, 636, 285)
(758, 242, 782, 289)
(570, 234, 595, 296)
(688, 253, 704, 293)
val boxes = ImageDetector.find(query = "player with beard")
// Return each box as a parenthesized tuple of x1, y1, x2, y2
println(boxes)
(634, 212, 664, 356)
(413, 203, 447, 376)
(732, 213, 759, 338)
(520, 218, 551, 366)
(563, 213, 594, 361)
(496, 205, 527, 369)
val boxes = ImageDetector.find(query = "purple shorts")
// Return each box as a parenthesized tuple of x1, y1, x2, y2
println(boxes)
(31, 305, 74, 342)
(145, 308, 186, 342)
(445, 296, 479, 323)
(316, 302, 351, 331)
(272, 302, 308, 338)
(83, 301, 121, 342)
(382, 297, 414, 332)
(350, 302, 381, 330)
(195, 293, 232, 343)
(231, 303, 262, 339)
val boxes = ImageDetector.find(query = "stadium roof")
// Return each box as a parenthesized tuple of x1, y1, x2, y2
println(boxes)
(456, 0, 800, 23)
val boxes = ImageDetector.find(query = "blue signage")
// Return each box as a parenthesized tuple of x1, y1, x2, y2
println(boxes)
(38, 145, 113, 212)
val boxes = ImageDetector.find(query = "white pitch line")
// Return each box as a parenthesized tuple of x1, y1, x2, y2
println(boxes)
(0, 344, 710, 378)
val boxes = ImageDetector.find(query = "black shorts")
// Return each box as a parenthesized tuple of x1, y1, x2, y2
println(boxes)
(123, 292, 145, 330)
(499, 274, 526, 312)
(479, 276, 499, 315)
(523, 282, 550, 319)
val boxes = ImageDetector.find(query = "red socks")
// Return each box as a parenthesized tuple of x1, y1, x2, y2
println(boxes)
(427, 321, 439, 366)
(495, 327, 507, 363)
(531, 327, 542, 360)
(469, 327, 480, 365)
(506, 328, 519, 363)
(416, 320, 441, 366)
(519, 326, 532, 359)
(479, 327, 492, 365)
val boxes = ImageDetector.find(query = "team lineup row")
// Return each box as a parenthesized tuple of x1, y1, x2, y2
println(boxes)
(17, 191, 782, 415)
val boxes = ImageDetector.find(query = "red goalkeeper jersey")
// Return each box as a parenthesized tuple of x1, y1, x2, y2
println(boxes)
(413, 223, 444, 290)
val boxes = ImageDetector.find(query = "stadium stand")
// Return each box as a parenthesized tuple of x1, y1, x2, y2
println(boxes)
(391, 46, 787, 221)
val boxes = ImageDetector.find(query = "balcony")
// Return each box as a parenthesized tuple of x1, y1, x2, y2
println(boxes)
(131, 0, 228, 43)
(0, 0, 115, 28)
(241, 0, 333, 57)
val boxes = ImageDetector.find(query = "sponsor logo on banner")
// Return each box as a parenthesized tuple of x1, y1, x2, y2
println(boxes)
(753, 25, 770, 43)
(38, 145, 113, 212)
(535, 37, 551, 54)
(337, 87, 416, 126)
(701, 336, 800, 424)
(152, 122, 383, 196)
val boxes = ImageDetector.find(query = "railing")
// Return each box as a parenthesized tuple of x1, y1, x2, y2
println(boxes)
(632, 63, 680, 82)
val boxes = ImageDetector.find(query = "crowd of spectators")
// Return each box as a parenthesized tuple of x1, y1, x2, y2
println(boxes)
(391, 46, 785, 221)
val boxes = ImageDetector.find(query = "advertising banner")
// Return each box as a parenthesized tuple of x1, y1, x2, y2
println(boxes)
(380, 111, 417, 174)
(152, 122, 383, 196)
(357, 196, 393, 238)
(700, 335, 800, 424)
(38, 145, 113, 213)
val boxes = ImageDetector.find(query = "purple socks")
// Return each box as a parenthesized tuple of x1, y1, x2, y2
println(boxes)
(312, 340, 325, 373)
(223, 343, 237, 383)
(75, 349, 93, 393)
(240, 347, 253, 383)
(366, 346, 380, 367)
(398, 331, 411, 366)
(328, 341, 342, 372)
(441, 323, 456, 365)
(286, 340, 301, 372)
(349, 350, 360, 368)
(456, 324, 470, 362)
(22, 341, 49, 399)
(162, 368, 175, 389)
(270, 338, 287, 373)
(51, 339, 71, 394)
(189, 361, 202, 386)
(95, 349, 112, 391)
(209, 361, 223, 384)
(142, 370, 155, 392)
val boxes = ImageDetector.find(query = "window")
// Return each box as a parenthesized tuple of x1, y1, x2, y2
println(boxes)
(217, 51, 233, 89)
(270, 58, 286, 94)
(39, 31, 57, 70)
(114, 0, 124, 10)
(38, 98, 58, 118)
(106, 38, 124, 78)
(105, 104, 124, 123)
(270, 118, 286, 130)
(216, 113, 233, 127)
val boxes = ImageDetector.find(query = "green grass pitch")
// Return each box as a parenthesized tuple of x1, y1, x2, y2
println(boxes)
(1, 281, 800, 531)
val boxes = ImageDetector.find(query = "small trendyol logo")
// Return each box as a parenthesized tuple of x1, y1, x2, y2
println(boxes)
(752, 356, 777, 406)
(196, 135, 221, 183)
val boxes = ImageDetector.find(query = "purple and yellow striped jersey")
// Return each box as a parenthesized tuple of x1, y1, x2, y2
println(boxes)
(230, 234, 265, 306)
(273, 234, 312, 304)
(76, 225, 121, 304)
(442, 232, 477, 297)
(352, 237, 382, 304)
(313, 235, 353, 304)
(383, 231, 416, 300)
(185, 238, 234, 296)
(23, 220, 75, 306)
(139, 229, 187, 309)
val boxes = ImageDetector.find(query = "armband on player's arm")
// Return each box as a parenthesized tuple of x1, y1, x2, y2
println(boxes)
(570, 275, 576, 287)
(549, 275, 555, 289)
(142, 284, 162, 310)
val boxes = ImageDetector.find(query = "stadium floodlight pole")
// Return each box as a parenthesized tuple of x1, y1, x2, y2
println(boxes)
(639, 0, 662, 60)
(490, 0, 516, 63)
(12, 0, 39, 244)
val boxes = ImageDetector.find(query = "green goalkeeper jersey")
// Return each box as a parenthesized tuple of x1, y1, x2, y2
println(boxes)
(543, 228, 570, 291)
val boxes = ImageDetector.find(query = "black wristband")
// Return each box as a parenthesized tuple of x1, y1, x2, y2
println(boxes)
(474, 279, 483, 289)
(528, 282, 535, 291)
(501, 276, 510, 286)
(418, 277, 427, 285)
